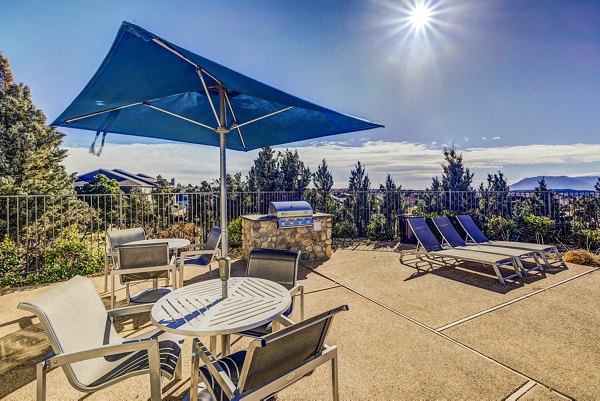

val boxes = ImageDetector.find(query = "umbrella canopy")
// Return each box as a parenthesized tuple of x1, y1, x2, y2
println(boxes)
(52, 21, 383, 297)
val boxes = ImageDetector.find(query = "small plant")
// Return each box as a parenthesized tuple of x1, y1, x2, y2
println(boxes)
(0, 236, 25, 287)
(486, 216, 516, 241)
(333, 219, 358, 239)
(39, 234, 104, 284)
(520, 214, 555, 244)
(228, 217, 243, 248)
(366, 213, 393, 241)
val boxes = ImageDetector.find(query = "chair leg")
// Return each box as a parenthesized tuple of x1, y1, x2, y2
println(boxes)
(148, 340, 162, 401)
(331, 354, 339, 401)
(126, 284, 131, 304)
(300, 286, 305, 321)
(179, 265, 184, 288)
(492, 264, 506, 285)
(36, 361, 48, 401)
(110, 274, 116, 309)
(174, 351, 183, 380)
(104, 255, 109, 293)
(190, 340, 200, 401)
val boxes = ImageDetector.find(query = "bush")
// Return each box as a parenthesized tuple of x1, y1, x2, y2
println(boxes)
(37, 235, 104, 284)
(564, 249, 600, 267)
(366, 213, 393, 241)
(228, 217, 243, 248)
(486, 216, 516, 241)
(0, 237, 25, 287)
(158, 222, 199, 243)
(520, 214, 555, 244)
(333, 219, 358, 238)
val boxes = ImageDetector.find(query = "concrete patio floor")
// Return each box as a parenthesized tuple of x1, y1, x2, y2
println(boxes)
(1, 247, 599, 400)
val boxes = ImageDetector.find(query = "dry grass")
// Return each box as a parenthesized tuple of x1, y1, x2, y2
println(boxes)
(564, 249, 600, 267)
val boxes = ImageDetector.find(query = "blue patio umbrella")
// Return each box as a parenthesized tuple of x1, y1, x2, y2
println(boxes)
(52, 21, 383, 298)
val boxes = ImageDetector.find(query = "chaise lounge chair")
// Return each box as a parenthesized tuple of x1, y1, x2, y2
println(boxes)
(456, 215, 565, 268)
(396, 218, 522, 284)
(18, 275, 183, 401)
(432, 216, 543, 276)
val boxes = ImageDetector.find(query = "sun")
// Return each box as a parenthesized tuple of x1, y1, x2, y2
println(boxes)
(408, 3, 433, 30)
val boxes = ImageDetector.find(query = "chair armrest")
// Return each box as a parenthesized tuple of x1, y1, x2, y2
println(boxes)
(106, 250, 118, 257)
(108, 303, 153, 318)
(289, 284, 303, 296)
(111, 264, 176, 275)
(192, 338, 237, 399)
(47, 338, 158, 368)
(180, 249, 217, 258)
(181, 243, 207, 251)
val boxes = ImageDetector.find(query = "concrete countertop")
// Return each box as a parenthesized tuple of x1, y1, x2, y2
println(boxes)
(241, 212, 333, 221)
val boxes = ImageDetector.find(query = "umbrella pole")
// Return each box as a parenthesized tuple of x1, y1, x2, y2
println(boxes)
(218, 87, 230, 299)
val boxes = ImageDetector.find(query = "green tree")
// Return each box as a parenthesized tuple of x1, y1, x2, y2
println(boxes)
(248, 146, 280, 192)
(277, 149, 311, 193)
(595, 177, 600, 192)
(379, 174, 403, 238)
(346, 161, 371, 236)
(440, 144, 473, 192)
(77, 174, 120, 225)
(479, 171, 510, 217)
(0, 53, 74, 195)
(312, 159, 334, 212)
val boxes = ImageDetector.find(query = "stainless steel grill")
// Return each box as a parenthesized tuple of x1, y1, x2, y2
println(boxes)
(268, 201, 314, 228)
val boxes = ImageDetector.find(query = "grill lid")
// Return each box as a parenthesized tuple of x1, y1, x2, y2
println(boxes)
(268, 201, 313, 218)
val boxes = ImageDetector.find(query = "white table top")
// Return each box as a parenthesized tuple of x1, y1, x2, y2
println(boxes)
(123, 238, 191, 250)
(151, 277, 292, 336)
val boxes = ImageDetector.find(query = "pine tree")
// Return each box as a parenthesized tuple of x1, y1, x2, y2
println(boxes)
(347, 161, 371, 236)
(533, 177, 558, 217)
(480, 171, 510, 216)
(277, 149, 311, 192)
(595, 177, 600, 192)
(313, 159, 333, 193)
(440, 145, 473, 192)
(0, 53, 74, 195)
(247, 147, 280, 192)
(379, 174, 402, 238)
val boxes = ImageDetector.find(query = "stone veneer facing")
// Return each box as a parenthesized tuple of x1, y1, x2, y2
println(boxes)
(241, 213, 333, 260)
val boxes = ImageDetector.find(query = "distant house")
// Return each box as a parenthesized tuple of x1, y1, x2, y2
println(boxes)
(74, 169, 163, 193)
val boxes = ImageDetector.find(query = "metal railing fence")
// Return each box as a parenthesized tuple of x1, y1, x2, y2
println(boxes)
(2, 189, 599, 272)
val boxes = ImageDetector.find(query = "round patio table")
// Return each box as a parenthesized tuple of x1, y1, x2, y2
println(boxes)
(151, 277, 291, 399)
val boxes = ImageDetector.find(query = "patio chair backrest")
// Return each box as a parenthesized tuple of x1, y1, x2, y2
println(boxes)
(407, 218, 444, 252)
(432, 216, 467, 247)
(107, 227, 146, 252)
(18, 276, 118, 388)
(456, 215, 490, 243)
(238, 305, 348, 393)
(247, 248, 300, 290)
(118, 242, 170, 284)
(193, 227, 222, 266)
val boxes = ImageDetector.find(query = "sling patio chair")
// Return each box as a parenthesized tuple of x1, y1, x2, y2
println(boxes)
(18, 275, 183, 401)
(111, 242, 177, 308)
(237, 248, 305, 338)
(456, 214, 566, 268)
(432, 216, 544, 276)
(104, 227, 147, 292)
(177, 226, 221, 287)
(396, 218, 523, 284)
(190, 305, 348, 401)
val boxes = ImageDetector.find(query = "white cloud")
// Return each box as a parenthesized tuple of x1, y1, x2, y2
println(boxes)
(492, 136, 501, 140)
(62, 141, 600, 189)
(482, 136, 487, 141)
(464, 136, 469, 142)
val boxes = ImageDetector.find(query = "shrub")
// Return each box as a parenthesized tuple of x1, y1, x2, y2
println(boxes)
(228, 217, 243, 248)
(0, 237, 25, 287)
(38, 235, 104, 284)
(333, 219, 358, 238)
(564, 249, 600, 267)
(158, 222, 199, 243)
(366, 213, 393, 241)
(486, 216, 516, 241)
(520, 214, 555, 244)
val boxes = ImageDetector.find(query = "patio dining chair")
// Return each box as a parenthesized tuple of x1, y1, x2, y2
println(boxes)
(111, 242, 176, 308)
(191, 305, 348, 401)
(238, 248, 304, 337)
(177, 226, 221, 287)
(104, 227, 146, 291)
(18, 275, 183, 401)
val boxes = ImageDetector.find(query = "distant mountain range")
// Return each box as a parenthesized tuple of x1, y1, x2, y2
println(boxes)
(510, 175, 599, 191)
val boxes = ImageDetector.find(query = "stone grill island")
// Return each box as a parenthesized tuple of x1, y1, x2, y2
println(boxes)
(241, 213, 333, 260)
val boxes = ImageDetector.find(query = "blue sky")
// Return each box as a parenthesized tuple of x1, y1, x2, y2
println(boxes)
(1, 0, 600, 188)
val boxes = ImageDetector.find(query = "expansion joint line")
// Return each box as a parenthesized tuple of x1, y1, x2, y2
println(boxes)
(303, 266, 585, 400)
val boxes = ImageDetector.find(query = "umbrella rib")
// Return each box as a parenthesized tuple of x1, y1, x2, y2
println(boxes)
(151, 38, 221, 83)
(233, 106, 294, 130)
(64, 101, 143, 123)
(196, 69, 221, 126)
(143, 102, 217, 131)
(224, 92, 247, 151)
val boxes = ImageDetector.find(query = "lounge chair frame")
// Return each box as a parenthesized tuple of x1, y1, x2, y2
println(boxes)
(456, 215, 566, 268)
(397, 218, 523, 285)
(431, 216, 544, 276)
